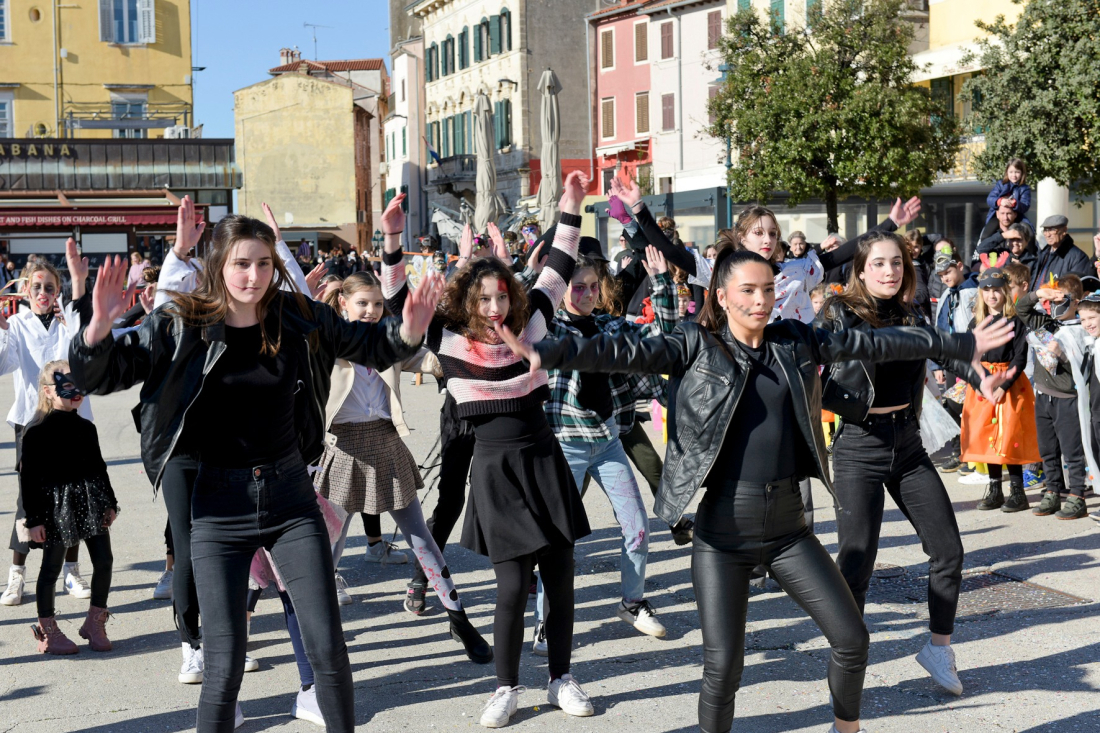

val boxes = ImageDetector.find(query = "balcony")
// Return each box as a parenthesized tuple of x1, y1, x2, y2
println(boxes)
(428, 154, 477, 185)
(60, 102, 194, 137)
(936, 135, 986, 183)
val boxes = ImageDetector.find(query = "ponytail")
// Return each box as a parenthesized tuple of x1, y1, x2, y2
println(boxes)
(695, 248, 776, 334)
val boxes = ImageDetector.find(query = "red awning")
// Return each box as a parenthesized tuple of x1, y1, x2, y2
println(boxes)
(0, 206, 204, 228)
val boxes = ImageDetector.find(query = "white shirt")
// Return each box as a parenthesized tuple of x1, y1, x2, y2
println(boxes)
(331, 364, 391, 425)
(154, 239, 312, 309)
(0, 301, 93, 427)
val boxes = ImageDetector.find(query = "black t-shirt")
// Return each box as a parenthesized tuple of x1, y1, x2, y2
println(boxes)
(183, 323, 299, 468)
(561, 311, 614, 421)
(706, 340, 797, 486)
(870, 298, 925, 408)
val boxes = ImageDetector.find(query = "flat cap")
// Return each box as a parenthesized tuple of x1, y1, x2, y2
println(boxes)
(1041, 214, 1069, 229)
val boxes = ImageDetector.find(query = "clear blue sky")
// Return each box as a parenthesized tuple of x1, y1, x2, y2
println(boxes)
(190, 0, 393, 139)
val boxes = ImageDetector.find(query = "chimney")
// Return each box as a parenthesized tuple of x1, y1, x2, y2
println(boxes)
(279, 47, 302, 65)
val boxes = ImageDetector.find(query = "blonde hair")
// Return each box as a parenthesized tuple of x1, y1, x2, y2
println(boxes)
(974, 279, 1018, 322)
(29, 360, 71, 428)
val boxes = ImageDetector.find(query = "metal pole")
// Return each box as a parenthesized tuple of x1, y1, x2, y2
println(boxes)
(53, 1, 61, 136)
(725, 136, 732, 228)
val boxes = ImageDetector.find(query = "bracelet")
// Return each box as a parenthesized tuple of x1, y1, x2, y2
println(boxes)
(382, 230, 403, 236)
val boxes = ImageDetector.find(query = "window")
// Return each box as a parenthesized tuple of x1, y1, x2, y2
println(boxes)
(402, 127, 407, 156)
(441, 116, 451, 158)
(0, 0, 8, 42)
(600, 29, 614, 70)
(475, 19, 489, 61)
(401, 79, 406, 102)
(661, 93, 674, 131)
(459, 27, 469, 69)
(455, 112, 465, 154)
(601, 98, 615, 140)
(634, 22, 647, 63)
(500, 8, 512, 51)
(660, 22, 673, 60)
(930, 77, 955, 122)
(807, 0, 822, 24)
(112, 98, 147, 139)
(99, 0, 155, 44)
(635, 92, 649, 135)
(494, 100, 512, 148)
(489, 14, 501, 55)
(0, 94, 11, 137)
(426, 43, 437, 82)
(707, 10, 722, 50)
(443, 35, 455, 76)
(738, 0, 751, 9)
(770, 0, 785, 34)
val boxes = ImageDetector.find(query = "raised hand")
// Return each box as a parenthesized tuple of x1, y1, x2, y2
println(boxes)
(888, 196, 922, 228)
(381, 193, 406, 235)
(139, 286, 156, 314)
(459, 224, 474, 260)
(641, 244, 668, 276)
(526, 241, 548, 274)
(614, 172, 643, 209)
(970, 315, 1014, 374)
(65, 237, 90, 300)
(493, 322, 542, 379)
(304, 263, 327, 298)
(400, 270, 443, 344)
(261, 202, 283, 242)
(820, 234, 841, 252)
(84, 255, 131, 346)
(559, 171, 590, 216)
(174, 196, 206, 261)
(488, 222, 509, 261)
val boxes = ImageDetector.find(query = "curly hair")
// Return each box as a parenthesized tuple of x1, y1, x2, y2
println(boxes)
(438, 257, 530, 342)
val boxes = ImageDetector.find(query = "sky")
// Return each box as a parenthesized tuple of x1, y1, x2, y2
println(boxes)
(189, 0, 394, 139)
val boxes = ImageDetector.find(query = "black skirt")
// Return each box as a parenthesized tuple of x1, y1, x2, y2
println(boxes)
(460, 410, 591, 563)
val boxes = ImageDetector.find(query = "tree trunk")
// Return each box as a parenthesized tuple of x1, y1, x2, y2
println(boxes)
(825, 185, 839, 234)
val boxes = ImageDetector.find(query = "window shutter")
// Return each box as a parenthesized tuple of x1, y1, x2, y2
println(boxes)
(635, 93, 649, 134)
(402, 127, 407, 155)
(473, 25, 482, 61)
(601, 99, 614, 139)
(98, 0, 114, 42)
(501, 10, 512, 51)
(601, 30, 613, 69)
(138, 0, 156, 43)
(771, 0, 785, 33)
(707, 11, 720, 50)
(660, 22, 673, 59)
(634, 23, 647, 62)
(662, 93, 674, 131)
(503, 100, 511, 146)
(489, 15, 501, 55)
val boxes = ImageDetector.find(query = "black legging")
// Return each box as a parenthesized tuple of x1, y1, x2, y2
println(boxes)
(37, 533, 113, 617)
(492, 545, 575, 687)
(693, 479, 867, 732)
(162, 454, 202, 648)
(988, 464, 1023, 482)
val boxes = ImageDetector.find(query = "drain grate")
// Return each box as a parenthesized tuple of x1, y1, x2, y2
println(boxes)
(869, 570, 1089, 617)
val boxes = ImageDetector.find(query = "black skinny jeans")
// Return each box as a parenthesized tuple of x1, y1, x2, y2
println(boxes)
(191, 455, 353, 733)
(492, 545, 575, 687)
(162, 454, 202, 648)
(37, 533, 112, 617)
(831, 409, 964, 636)
(413, 391, 474, 586)
(693, 479, 867, 732)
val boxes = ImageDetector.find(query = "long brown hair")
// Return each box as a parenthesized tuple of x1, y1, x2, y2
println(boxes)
(732, 205, 784, 264)
(571, 254, 623, 317)
(439, 257, 530, 342)
(168, 214, 312, 355)
(830, 231, 918, 328)
(1004, 157, 1028, 184)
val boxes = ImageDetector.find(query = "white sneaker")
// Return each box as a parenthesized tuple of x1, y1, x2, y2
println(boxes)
(234, 702, 244, 729)
(364, 541, 408, 564)
(958, 472, 988, 485)
(547, 674, 594, 717)
(292, 684, 325, 726)
(616, 599, 667, 638)
(179, 643, 203, 684)
(916, 641, 963, 695)
(63, 563, 93, 599)
(244, 653, 259, 672)
(1, 565, 25, 606)
(480, 685, 524, 728)
(531, 621, 548, 656)
(334, 573, 352, 606)
(153, 569, 174, 600)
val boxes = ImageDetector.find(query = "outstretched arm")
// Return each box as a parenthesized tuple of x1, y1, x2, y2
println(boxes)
(817, 196, 919, 271)
(612, 174, 697, 275)
(379, 193, 413, 316)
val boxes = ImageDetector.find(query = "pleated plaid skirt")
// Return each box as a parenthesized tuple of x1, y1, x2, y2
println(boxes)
(315, 420, 423, 514)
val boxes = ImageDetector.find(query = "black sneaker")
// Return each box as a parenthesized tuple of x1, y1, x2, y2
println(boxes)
(670, 518, 694, 546)
(940, 456, 962, 473)
(1055, 495, 1087, 520)
(1033, 491, 1061, 516)
(958, 462, 974, 475)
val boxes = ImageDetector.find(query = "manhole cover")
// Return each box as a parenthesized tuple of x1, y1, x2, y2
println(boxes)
(869, 570, 1089, 618)
(872, 563, 906, 579)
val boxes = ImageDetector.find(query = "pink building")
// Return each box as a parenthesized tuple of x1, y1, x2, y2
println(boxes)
(587, 0, 657, 195)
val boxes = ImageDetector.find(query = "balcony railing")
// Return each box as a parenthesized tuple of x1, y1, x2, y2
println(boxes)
(60, 102, 194, 136)
(428, 154, 477, 184)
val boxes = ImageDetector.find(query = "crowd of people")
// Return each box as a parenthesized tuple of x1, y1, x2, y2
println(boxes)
(0, 156, 1097, 733)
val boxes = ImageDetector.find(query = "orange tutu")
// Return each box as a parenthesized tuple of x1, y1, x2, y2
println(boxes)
(960, 362, 1041, 465)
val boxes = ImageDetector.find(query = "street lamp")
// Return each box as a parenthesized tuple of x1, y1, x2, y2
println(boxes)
(372, 229, 384, 255)
(713, 63, 733, 229)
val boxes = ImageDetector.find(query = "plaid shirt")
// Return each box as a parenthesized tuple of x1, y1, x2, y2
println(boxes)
(544, 272, 677, 442)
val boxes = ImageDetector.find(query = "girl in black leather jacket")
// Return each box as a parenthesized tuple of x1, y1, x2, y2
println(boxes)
(817, 231, 995, 700)
(497, 248, 1013, 733)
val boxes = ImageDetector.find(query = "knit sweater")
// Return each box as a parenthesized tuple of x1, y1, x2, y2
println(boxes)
(382, 212, 581, 418)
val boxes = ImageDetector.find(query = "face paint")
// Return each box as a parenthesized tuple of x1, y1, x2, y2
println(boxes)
(53, 371, 83, 399)
(522, 225, 539, 245)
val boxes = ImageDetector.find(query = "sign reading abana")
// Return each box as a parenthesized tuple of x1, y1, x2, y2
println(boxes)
(0, 142, 75, 158)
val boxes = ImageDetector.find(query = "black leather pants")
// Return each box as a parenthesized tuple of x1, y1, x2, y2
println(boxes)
(692, 478, 867, 732)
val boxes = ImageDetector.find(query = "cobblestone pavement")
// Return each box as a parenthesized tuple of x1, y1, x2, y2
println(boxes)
(0, 373, 1097, 732)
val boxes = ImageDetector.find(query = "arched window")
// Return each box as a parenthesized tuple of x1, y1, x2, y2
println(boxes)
(427, 43, 438, 81)
(480, 18, 491, 58)
(444, 35, 454, 76)
(500, 8, 512, 52)
(459, 27, 469, 69)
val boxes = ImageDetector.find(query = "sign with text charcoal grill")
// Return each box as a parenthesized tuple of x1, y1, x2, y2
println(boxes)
(869, 569, 1089, 618)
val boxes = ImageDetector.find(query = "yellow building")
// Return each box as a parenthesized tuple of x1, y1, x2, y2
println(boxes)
(0, 0, 194, 139)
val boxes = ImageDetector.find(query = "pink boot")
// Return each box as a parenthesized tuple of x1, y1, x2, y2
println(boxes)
(33, 617, 79, 655)
(79, 606, 112, 652)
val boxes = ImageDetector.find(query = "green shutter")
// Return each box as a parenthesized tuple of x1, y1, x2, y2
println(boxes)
(771, 0, 784, 33)
(738, 0, 750, 10)
(474, 26, 482, 61)
(489, 15, 501, 55)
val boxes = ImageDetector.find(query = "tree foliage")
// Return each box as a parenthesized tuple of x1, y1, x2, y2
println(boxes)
(709, 0, 961, 232)
(960, 0, 1100, 198)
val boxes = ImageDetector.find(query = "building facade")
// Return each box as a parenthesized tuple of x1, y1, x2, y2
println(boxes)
(234, 53, 389, 255)
(412, 0, 600, 226)
(384, 38, 429, 245)
(0, 0, 195, 139)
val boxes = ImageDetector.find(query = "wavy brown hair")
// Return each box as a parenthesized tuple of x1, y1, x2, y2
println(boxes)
(571, 254, 623, 317)
(439, 257, 530, 342)
(167, 214, 312, 355)
(829, 231, 918, 328)
(732, 205, 784, 264)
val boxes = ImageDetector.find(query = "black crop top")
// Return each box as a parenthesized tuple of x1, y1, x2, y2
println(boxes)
(870, 298, 925, 408)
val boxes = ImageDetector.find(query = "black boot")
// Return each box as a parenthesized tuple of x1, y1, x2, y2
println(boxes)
(1002, 478, 1029, 513)
(447, 608, 493, 664)
(977, 480, 1005, 510)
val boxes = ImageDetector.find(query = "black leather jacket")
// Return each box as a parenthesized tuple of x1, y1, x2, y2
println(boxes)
(68, 291, 419, 491)
(816, 300, 981, 423)
(535, 319, 975, 524)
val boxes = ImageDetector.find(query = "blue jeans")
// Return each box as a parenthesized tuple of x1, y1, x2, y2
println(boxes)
(537, 422, 649, 622)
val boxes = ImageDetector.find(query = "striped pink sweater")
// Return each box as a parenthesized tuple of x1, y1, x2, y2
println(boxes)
(382, 212, 581, 418)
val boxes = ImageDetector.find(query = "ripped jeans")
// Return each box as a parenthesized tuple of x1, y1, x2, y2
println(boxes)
(537, 420, 649, 623)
